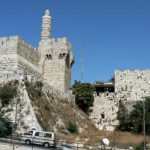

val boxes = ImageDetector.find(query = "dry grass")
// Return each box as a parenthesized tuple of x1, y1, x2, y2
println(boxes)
(25, 82, 150, 148)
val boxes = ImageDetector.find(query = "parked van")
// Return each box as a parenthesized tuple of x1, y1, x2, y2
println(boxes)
(21, 130, 57, 148)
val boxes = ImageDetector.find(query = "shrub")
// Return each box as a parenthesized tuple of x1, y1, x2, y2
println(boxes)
(0, 115, 13, 137)
(67, 121, 78, 134)
(0, 82, 17, 106)
(25, 81, 43, 100)
(72, 80, 94, 114)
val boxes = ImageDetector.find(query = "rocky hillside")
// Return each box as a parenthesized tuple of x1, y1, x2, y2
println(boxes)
(0, 80, 100, 144)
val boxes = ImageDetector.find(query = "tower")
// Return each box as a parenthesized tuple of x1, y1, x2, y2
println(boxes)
(41, 9, 52, 40)
(38, 9, 74, 92)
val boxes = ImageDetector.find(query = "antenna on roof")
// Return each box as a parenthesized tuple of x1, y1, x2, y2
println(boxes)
(80, 44, 84, 82)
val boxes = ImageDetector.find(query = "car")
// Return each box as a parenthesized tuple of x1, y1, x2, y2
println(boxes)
(21, 130, 57, 148)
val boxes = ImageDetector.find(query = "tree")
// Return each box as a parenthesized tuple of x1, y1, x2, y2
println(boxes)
(0, 115, 13, 137)
(117, 97, 150, 134)
(117, 100, 132, 131)
(72, 80, 94, 114)
(130, 97, 150, 134)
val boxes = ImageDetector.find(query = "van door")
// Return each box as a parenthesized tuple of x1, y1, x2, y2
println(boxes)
(33, 131, 44, 145)
(44, 132, 55, 146)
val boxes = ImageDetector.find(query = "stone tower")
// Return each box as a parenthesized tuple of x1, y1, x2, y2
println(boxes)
(38, 9, 74, 92)
(41, 9, 52, 40)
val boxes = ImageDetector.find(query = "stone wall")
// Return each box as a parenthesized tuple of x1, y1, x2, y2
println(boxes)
(0, 80, 42, 132)
(0, 36, 18, 73)
(115, 70, 150, 109)
(0, 36, 18, 54)
(90, 92, 118, 131)
(0, 36, 41, 82)
(17, 37, 39, 66)
(90, 70, 150, 131)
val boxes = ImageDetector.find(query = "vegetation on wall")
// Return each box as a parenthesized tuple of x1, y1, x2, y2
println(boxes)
(117, 97, 150, 134)
(72, 80, 94, 114)
(0, 114, 13, 137)
(0, 81, 18, 106)
(25, 81, 43, 101)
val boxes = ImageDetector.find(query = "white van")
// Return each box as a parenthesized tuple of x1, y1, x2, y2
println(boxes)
(21, 130, 57, 148)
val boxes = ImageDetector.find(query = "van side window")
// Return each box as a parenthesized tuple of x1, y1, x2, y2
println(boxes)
(24, 131, 33, 135)
(35, 132, 44, 137)
(44, 133, 52, 138)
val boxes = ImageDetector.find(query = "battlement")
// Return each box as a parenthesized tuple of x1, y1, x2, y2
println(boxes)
(51, 37, 67, 43)
(50, 37, 72, 52)
(17, 37, 39, 66)
(0, 36, 19, 54)
(0, 35, 19, 41)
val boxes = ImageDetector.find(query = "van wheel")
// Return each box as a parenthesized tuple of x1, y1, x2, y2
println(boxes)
(25, 139, 31, 145)
(44, 142, 49, 148)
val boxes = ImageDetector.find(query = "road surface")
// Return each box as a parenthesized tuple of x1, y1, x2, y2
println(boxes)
(0, 141, 57, 150)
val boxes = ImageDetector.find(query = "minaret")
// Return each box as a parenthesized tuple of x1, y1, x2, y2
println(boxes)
(41, 9, 52, 40)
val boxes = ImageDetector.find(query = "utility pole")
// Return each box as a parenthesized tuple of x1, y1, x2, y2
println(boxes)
(13, 97, 19, 150)
(13, 98, 18, 150)
(143, 98, 146, 150)
(113, 128, 116, 150)
(80, 54, 84, 82)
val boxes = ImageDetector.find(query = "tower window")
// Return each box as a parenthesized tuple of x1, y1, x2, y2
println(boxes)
(45, 54, 52, 60)
(101, 113, 105, 119)
(59, 53, 63, 59)
(66, 54, 70, 68)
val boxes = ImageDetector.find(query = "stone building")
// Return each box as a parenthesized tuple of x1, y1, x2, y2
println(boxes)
(90, 69, 150, 131)
(0, 9, 74, 92)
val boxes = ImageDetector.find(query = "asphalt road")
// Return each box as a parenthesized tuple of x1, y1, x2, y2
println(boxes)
(0, 141, 58, 150)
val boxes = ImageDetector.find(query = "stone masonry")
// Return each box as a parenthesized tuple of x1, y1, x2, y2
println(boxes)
(0, 9, 74, 92)
(115, 70, 150, 110)
(90, 69, 150, 131)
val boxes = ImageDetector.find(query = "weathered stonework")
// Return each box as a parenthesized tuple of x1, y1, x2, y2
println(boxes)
(115, 70, 150, 109)
(0, 9, 74, 92)
(90, 70, 150, 131)
(90, 92, 118, 131)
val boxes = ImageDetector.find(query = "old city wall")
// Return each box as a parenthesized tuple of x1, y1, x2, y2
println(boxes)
(17, 37, 41, 80)
(90, 92, 118, 131)
(115, 70, 150, 109)
(17, 37, 39, 66)
(0, 36, 41, 82)
(90, 70, 150, 131)
(0, 36, 18, 72)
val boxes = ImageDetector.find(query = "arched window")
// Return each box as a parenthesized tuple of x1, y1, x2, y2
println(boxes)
(45, 54, 52, 60)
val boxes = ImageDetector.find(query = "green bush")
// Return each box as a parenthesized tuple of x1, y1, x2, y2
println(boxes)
(0, 115, 13, 137)
(0, 82, 17, 106)
(72, 80, 94, 114)
(117, 97, 150, 134)
(67, 121, 78, 134)
(25, 81, 43, 100)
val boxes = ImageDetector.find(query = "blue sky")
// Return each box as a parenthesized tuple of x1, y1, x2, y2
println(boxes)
(0, 0, 150, 84)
